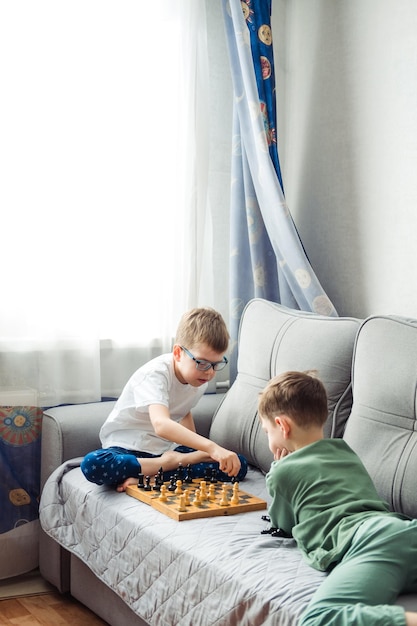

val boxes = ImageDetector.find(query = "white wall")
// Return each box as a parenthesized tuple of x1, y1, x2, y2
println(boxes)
(272, 0, 417, 319)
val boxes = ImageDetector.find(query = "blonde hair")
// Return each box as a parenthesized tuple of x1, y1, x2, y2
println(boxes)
(258, 370, 328, 429)
(175, 307, 229, 353)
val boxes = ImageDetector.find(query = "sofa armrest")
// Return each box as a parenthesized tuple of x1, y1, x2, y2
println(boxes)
(40, 401, 116, 488)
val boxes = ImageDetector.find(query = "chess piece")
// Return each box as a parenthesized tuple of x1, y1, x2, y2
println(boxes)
(156, 467, 164, 486)
(199, 480, 207, 501)
(178, 494, 186, 512)
(219, 484, 230, 506)
(231, 482, 239, 505)
(177, 463, 185, 481)
(137, 474, 145, 489)
(208, 484, 216, 502)
(175, 480, 183, 495)
(192, 489, 202, 507)
(153, 473, 162, 491)
(144, 476, 152, 491)
(159, 485, 168, 502)
(184, 464, 193, 484)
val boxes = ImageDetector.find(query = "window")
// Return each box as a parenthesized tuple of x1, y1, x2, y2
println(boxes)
(0, 2, 215, 403)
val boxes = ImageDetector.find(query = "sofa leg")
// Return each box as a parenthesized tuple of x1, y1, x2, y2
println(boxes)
(39, 529, 70, 593)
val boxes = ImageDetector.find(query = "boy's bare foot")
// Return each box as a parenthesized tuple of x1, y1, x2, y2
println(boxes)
(158, 450, 184, 468)
(116, 477, 138, 493)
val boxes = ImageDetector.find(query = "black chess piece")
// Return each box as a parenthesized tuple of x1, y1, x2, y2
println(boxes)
(153, 467, 164, 491)
(137, 474, 145, 488)
(157, 467, 164, 484)
(168, 475, 177, 491)
(144, 475, 152, 491)
(177, 463, 185, 481)
(184, 464, 193, 483)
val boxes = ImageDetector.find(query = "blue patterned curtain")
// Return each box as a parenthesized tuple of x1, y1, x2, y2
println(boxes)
(223, 0, 337, 379)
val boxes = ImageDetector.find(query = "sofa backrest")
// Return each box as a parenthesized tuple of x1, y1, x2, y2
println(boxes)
(209, 299, 361, 474)
(344, 315, 417, 519)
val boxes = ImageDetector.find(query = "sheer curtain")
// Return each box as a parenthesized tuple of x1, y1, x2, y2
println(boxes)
(0, 0, 210, 579)
(223, 0, 337, 378)
(0, 0, 210, 406)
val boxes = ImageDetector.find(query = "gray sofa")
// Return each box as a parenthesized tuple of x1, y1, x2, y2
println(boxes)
(39, 299, 417, 625)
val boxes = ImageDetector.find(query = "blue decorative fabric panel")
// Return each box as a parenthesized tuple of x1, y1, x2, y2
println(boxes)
(0, 406, 42, 534)
(242, 0, 283, 190)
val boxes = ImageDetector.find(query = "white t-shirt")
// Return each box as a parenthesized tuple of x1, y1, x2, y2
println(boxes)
(99, 353, 207, 454)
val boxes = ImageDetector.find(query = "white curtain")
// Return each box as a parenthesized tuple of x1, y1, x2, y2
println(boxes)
(0, 0, 210, 406)
(0, 0, 211, 579)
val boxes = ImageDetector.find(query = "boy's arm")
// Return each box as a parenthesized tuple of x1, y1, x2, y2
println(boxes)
(266, 462, 296, 533)
(177, 412, 213, 463)
(149, 404, 241, 477)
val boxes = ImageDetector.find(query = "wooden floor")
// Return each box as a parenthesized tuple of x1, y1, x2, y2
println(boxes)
(0, 591, 109, 625)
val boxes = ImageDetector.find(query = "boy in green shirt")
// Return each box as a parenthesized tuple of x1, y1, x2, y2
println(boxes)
(258, 370, 417, 626)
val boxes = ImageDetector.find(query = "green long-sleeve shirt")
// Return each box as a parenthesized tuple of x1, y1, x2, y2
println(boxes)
(266, 439, 402, 572)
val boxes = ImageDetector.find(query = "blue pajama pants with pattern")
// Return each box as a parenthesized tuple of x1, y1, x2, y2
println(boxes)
(300, 516, 417, 626)
(81, 445, 248, 485)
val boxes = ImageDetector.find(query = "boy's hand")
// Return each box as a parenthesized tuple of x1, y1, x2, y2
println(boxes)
(209, 443, 241, 477)
(274, 447, 289, 461)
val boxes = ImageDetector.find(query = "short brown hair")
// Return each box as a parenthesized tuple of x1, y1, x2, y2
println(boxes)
(258, 371, 328, 429)
(175, 307, 229, 354)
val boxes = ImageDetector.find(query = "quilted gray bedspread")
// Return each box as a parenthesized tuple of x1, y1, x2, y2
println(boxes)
(39, 461, 325, 626)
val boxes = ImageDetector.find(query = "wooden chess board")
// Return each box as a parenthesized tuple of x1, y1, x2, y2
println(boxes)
(126, 478, 267, 521)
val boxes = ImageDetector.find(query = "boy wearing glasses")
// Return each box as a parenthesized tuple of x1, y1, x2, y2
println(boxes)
(81, 307, 247, 491)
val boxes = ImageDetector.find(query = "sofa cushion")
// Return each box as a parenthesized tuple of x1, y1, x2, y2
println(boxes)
(209, 299, 361, 474)
(343, 315, 417, 519)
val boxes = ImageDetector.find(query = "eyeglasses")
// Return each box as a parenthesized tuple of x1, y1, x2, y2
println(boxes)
(181, 346, 228, 372)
